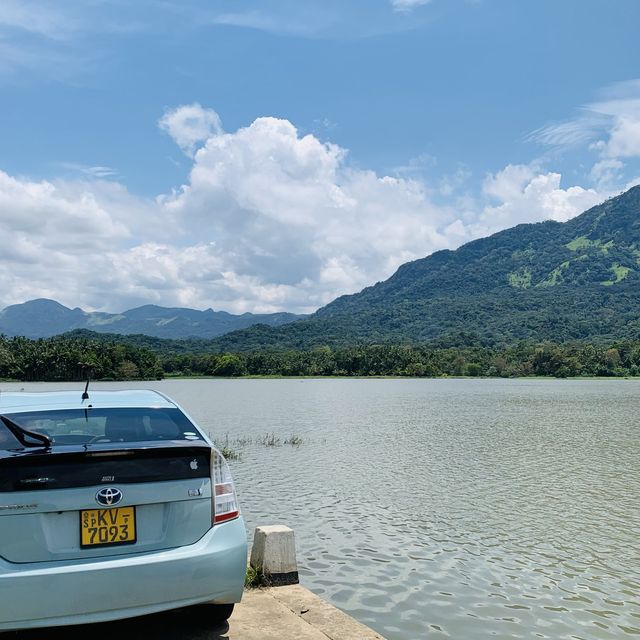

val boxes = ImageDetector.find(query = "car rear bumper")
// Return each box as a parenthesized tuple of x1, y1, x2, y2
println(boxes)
(0, 516, 247, 630)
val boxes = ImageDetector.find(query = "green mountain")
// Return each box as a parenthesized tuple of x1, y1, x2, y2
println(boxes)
(213, 185, 640, 350)
(0, 299, 304, 340)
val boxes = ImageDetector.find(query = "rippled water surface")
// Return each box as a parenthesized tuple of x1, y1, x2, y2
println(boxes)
(4, 378, 639, 639)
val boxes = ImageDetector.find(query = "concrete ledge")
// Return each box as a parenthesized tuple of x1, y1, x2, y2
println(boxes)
(230, 585, 386, 640)
(269, 585, 385, 640)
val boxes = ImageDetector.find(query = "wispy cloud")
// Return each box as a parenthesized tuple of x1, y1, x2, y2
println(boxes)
(390, 153, 438, 177)
(56, 163, 119, 179)
(0, 0, 442, 81)
(0, 1, 102, 81)
(527, 80, 640, 159)
(210, 10, 325, 38)
(390, 0, 432, 13)
(0, 39, 92, 82)
(0, 0, 149, 81)
(0, 0, 78, 40)
(526, 116, 608, 148)
(200, 1, 435, 39)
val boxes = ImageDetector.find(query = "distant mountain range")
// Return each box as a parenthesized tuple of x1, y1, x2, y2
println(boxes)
(210, 185, 640, 350)
(5, 186, 640, 349)
(0, 299, 305, 340)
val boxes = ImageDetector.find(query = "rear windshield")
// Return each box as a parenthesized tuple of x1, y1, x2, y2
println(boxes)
(0, 426, 21, 449)
(0, 408, 204, 448)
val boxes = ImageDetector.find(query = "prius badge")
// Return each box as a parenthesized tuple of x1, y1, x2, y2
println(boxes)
(96, 487, 123, 507)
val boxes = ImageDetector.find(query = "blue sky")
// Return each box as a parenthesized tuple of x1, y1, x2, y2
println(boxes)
(1, 0, 640, 313)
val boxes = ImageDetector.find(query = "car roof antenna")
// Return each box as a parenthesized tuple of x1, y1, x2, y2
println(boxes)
(82, 378, 90, 401)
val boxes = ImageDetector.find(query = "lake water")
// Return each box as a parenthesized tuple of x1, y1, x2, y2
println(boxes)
(2, 378, 639, 639)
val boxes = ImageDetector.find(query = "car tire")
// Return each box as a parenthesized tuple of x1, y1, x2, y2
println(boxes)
(192, 602, 235, 624)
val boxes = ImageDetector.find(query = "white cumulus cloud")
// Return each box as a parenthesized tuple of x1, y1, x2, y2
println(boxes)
(476, 164, 603, 236)
(159, 103, 223, 157)
(603, 115, 640, 159)
(0, 109, 618, 315)
(160, 114, 458, 312)
(590, 159, 625, 191)
(0, 170, 145, 308)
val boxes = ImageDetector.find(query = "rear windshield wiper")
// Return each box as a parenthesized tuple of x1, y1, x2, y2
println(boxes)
(0, 415, 52, 449)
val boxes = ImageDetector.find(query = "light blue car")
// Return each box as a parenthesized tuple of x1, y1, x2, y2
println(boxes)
(0, 389, 247, 631)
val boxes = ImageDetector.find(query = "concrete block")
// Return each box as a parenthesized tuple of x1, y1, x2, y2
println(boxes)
(250, 525, 299, 586)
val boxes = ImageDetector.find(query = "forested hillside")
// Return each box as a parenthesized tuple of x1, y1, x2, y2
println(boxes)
(212, 186, 640, 350)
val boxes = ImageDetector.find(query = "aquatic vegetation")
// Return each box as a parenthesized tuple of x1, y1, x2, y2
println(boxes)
(259, 432, 281, 447)
(214, 433, 241, 460)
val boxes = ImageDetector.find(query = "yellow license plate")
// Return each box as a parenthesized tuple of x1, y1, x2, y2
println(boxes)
(80, 506, 136, 548)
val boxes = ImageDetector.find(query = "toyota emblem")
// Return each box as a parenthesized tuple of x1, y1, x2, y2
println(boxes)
(95, 487, 123, 507)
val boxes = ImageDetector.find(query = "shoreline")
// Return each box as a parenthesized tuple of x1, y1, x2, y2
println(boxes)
(2, 375, 639, 383)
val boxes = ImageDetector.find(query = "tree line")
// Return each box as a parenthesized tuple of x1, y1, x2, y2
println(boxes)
(0, 336, 163, 381)
(161, 342, 640, 378)
(2, 335, 640, 381)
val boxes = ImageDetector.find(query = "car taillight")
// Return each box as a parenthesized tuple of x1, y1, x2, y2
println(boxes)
(211, 448, 240, 525)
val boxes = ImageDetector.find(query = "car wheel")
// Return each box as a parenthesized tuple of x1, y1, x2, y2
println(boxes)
(192, 602, 235, 624)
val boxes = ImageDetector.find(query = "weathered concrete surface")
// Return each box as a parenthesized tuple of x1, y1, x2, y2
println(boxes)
(231, 585, 386, 640)
(8, 585, 386, 640)
(267, 585, 386, 640)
